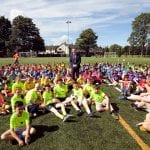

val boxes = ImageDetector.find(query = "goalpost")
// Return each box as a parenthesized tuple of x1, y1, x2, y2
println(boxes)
(19, 50, 37, 57)
(104, 52, 117, 58)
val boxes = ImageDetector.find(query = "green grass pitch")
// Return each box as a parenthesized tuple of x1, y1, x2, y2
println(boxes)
(0, 57, 149, 150)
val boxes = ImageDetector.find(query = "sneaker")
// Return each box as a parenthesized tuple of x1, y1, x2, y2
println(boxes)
(119, 96, 126, 100)
(111, 112, 119, 120)
(63, 114, 74, 122)
(33, 113, 37, 117)
(111, 103, 119, 113)
(131, 103, 138, 111)
(77, 110, 83, 116)
(88, 112, 95, 117)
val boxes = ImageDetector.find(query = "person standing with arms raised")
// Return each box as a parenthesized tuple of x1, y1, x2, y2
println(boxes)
(69, 48, 81, 80)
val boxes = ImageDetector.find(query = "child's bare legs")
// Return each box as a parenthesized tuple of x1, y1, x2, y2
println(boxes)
(1, 130, 14, 141)
(134, 101, 145, 108)
(95, 99, 111, 112)
(82, 99, 91, 114)
(22, 127, 36, 136)
(50, 107, 64, 119)
(142, 122, 150, 131)
(55, 103, 67, 116)
(70, 100, 80, 111)
(136, 113, 150, 132)
(1, 127, 36, 141)
(127, 94, 141, 101)
(62, 97, 72, 105)
(77, 98, 82, 107)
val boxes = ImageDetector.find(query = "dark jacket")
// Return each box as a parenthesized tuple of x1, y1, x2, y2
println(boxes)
(69, 52, 81, 68)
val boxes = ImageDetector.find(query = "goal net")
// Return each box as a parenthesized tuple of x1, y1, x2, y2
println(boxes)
(19, 51, 37, 57)
(104, 52, 117, 58)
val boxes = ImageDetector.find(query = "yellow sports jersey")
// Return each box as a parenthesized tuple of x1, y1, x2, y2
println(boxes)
(24, 81, 34, 91)
(83, 84, 94, 95)
(43, 77, 51, 86)
(77, 77, 85, 85)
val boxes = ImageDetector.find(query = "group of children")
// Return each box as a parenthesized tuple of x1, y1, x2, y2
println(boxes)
(100, 62, 150, 132)
(0, 61, 149, 146)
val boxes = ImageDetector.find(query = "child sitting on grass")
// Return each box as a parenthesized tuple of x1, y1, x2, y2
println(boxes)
(1, 101, 36, 146)
(136, 113, 150, 132)
(90, 84, 119, 120)
(0, 92, 10, 115)
(1, 80, 13, 97)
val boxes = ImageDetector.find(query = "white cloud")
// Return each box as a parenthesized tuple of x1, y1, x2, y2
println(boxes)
(9, 9, 25, 21)
(0, 0, 150, 46)
(50, 35, 68, 45)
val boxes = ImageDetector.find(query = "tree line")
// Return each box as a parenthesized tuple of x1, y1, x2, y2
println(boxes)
(76, 13, 150, 57)
(0, 15, 45, 56)
(0, 13, 150, 57)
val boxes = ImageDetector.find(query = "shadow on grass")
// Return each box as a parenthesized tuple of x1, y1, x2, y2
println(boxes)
(90, 115, 101, 118)
(10, 125, 59, 145)
(65, 119, 78, 123)
(111, 103, 119, 113)
(31, 125, 59, 143)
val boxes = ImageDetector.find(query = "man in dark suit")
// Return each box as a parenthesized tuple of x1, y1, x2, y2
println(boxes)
(69, 48, 81, 80)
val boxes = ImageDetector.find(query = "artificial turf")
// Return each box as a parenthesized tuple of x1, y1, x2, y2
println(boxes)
(0, 84, 149, 150)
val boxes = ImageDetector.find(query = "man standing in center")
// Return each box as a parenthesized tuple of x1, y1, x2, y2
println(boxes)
(69, 48, 81, 80)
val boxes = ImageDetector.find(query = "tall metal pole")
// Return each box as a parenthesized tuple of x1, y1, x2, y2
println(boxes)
(66, 21, 71, 44)
(146, 24, 150, 56)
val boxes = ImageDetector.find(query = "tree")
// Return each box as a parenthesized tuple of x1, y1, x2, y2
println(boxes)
(103, 46, 109, 52)
(75, 28, 98, 56)
(0, 16, 11, 56)
(9, 15, 45, 53)
(128, 13, 150, 56)
(122, 45, 130, 56)
(109, 44, 122, 57)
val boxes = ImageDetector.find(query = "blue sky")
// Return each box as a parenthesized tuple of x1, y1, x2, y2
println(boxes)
(0, 0, 150, 47)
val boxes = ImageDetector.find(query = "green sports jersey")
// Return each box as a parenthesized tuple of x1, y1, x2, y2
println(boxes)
(12, 82, 24, 93)
(43, 91, 53, 105)
(25, 89, 38, 105)
(10, 111, 30, 130)
(72, 88, 84, 99)
(53, 84, 68, 98)
(11, 95, 26, 112)
(90, 90, 105, 103)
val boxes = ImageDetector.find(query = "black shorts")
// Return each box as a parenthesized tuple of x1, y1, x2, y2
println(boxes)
(27, 104, 39, 114)
(56, 97, 66, 102)
(15, 129, 25, 141)
(45, 103, 55, 111)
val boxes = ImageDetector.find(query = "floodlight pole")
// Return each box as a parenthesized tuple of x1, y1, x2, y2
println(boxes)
(66, 21, 71, 44)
